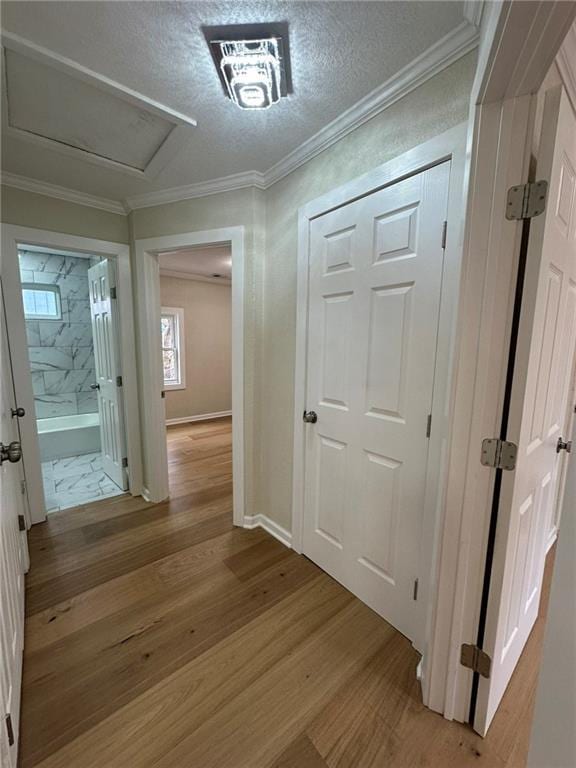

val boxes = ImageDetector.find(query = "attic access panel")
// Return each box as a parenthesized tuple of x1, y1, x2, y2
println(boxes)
(1, 35, 197, 178)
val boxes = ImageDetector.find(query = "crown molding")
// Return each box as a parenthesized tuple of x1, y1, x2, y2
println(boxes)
(556, 22, 576, 114)
(0, 171, 127, 215)
(125, 170, 266, 210)
(2, 20, 479, 214)
(263, 20, 479, 187)
(159, 268, 231, 285)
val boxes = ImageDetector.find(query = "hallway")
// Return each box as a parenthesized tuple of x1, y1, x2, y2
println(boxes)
(20, 418, 552, 767)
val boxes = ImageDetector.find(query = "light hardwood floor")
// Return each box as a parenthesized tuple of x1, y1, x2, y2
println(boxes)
(21, 417, 553, 767)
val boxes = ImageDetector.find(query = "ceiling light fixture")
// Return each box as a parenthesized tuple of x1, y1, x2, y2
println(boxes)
(204, 23, 291, 111)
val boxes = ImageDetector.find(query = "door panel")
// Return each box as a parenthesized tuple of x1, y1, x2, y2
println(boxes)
(88, 260, 128, 491)
(475, 87, 576, 734)
(303, 162, 450, 642)
(0, 280, 27, 768)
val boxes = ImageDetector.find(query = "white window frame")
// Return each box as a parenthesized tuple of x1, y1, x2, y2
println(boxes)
(21, 282, 62, 320)
(161, 306, 186, 390)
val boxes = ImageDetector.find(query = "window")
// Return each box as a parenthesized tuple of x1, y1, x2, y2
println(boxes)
(161, 307, 185, 390)
(22, 283, 62, 320)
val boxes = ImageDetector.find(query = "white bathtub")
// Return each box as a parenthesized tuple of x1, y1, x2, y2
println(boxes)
(37, 413, 101, 462)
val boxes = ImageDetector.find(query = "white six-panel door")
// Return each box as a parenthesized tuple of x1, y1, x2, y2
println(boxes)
(475, 87, 576, 735)
(303, 162, 450, 641)
(0, 281, 27, 768)
(88, 260, 128, 491)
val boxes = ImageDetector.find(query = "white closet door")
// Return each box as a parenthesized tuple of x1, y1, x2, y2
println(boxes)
(303, 161, 450, 641)
(88, 260, 128, 490)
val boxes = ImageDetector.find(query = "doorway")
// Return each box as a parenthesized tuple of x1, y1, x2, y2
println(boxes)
(158, 244, 233, 497)
(1, 225, 142, 524)
(134, 227, 244, 523)
(18, 246, 127, 512)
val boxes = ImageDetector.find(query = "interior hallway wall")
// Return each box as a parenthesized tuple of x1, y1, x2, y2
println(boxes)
(130, 186, 265, 516)
(160, 275, 232, 421)
(260, 51, 476, 529)
(1, 185, 129, 243)
(2, 50, 477, 531)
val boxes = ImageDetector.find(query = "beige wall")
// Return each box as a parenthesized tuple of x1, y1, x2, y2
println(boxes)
(160, 276, 232, 420)
(1, 185, 129, 243)
(260, 52, 476, 529)
(130, 186, 265, 515)
(2, 50, 477, 530)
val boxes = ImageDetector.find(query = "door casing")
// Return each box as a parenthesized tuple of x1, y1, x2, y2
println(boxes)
(133, 227, 245, 526)
(1, 225, 143, 524)
(424, 0, 576, 726)
(292, 123, 468, 655)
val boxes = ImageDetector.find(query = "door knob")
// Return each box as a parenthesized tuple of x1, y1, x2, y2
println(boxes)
(11, 407, 25, 418)
(90, 383, 100, 390)
(303, 410, 318, 424)
(556, 437, 572, 454)
(0, 441, 22, 465)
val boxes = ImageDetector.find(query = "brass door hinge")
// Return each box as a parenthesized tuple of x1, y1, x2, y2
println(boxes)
(460, 643, 491, 678)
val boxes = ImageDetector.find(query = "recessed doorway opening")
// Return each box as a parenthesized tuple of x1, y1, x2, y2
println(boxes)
(158, 244, 233, 499)
(134, 226, 245, 523)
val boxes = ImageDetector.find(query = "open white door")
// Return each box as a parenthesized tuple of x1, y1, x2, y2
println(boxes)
(88, 259, 128, 491)
(474, 86, 576, 735)
(0, 280, 28, 767)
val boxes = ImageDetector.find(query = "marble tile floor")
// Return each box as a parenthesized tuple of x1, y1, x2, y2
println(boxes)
(41, 452, 124, 513)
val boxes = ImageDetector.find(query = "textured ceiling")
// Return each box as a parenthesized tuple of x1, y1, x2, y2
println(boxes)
(1, 1, 466, 201)
(159, 245, 232, 280)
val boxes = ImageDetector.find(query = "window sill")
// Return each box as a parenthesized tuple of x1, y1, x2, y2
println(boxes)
(164, 383, 186, 391)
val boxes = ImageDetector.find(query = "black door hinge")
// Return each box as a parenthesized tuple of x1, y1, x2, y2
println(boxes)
(116, 376, 123, 387)
(18, 515, 26, 532)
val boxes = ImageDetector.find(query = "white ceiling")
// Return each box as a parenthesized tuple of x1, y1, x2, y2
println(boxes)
(158, 244, 232, 281)
(1, 1, 467, 202)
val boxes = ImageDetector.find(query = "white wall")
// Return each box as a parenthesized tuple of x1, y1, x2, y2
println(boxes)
(160, 275, 231, 421)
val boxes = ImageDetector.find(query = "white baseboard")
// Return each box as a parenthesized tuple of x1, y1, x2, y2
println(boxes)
(166, 410, 232, 426)
(243, 514, 292, 549)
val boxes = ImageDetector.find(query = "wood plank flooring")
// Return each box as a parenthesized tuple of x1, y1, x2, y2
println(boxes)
(20, 417, 553, 767)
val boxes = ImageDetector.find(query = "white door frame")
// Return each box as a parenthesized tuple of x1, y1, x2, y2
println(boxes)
(1, 225, 143, 524)
(134, 226, 245, 525)
(424, 1, 576, 724)
(292, 123, 468, 654)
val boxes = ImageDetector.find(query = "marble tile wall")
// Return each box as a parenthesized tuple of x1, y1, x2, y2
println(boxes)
(19, 251, 98, 418)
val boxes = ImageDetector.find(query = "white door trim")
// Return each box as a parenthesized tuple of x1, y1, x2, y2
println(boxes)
(134, 226, 245, 526)
(0, 225, 143, 524)
(292, 123, 468, 654)
(424, 0, 576, 725)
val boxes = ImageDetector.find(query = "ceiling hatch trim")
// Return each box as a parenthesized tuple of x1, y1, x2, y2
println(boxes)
(0, 171, 127, 215)
(1, 31, 197, 180)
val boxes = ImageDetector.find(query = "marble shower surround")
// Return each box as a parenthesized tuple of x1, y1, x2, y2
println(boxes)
(19, 250, 99, 419)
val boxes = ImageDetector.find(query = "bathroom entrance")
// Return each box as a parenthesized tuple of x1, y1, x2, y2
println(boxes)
(19, 246, 127, 512)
